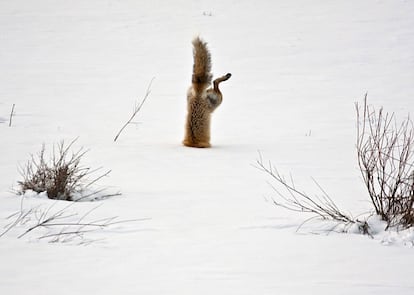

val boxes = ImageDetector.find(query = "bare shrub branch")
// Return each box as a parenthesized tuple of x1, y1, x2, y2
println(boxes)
(9, 103, 15, 127)
(356, 94, 414, 229)
(18, 139, 120, 201)
(1, 197, 150, 244)
(255, 154, 371, 235)
(256, 95, 414, 236)
(114, 77, 155, 142)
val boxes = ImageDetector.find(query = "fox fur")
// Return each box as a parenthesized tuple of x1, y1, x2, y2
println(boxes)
(183, 37, 231, 148)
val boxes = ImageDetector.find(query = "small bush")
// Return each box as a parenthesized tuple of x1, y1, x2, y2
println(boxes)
(18, 139, 115, 201)
(356, 95, 414, 229)
(257, 95, 414, 236)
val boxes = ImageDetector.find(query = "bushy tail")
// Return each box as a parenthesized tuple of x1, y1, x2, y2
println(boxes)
(191, 37, 212, 93)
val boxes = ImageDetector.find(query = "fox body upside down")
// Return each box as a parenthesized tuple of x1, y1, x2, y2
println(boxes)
(183, 37, 231, 148)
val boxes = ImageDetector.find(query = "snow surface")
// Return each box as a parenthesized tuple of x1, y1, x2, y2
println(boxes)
(1, 0, 414, 294)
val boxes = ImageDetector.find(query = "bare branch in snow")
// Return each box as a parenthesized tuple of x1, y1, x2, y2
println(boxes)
(114, 77, 155, 142)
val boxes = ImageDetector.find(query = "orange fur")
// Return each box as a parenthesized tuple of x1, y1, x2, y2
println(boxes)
(183, 37, 231, 148)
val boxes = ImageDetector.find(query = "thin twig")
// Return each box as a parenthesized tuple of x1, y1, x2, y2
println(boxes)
(3, 200, 148, 242)
(9, 104, 15, 127)
(38, 229, 97, 240)
(254, 153, 368, 234)
(114, 77, 155, 142)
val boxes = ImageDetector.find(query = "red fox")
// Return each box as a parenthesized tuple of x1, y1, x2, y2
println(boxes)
(183, 37, 231, 148)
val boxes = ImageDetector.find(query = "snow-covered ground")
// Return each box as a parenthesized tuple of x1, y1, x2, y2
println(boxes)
(1, 0, 414, 294)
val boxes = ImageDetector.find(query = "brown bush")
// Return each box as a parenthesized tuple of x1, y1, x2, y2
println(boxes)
(18, 139, 114, 201)
(356, 94, 414, 229)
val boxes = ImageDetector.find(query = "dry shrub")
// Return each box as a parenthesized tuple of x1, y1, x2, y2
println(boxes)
(356, 94, 414, 229)
(257, 95, 414, 235)
(18, 139, 114, 201)
(255, 155, 371, 235)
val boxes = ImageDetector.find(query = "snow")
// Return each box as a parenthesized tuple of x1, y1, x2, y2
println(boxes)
(1, 0, 414, 294)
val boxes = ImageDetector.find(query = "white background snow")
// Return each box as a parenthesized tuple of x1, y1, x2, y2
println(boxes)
(1, 0, 414, 294)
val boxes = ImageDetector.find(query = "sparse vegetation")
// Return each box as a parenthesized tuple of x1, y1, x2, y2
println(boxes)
(0, 196, 148, 244)
(258, 95, 414, 234)
(18, 139, 118, 201)
(255, 154, 371, 235)
(356, 94, 414, 230)
(113, 77, 154, 142)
